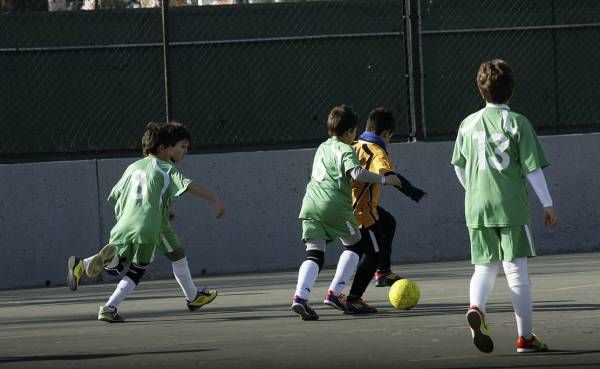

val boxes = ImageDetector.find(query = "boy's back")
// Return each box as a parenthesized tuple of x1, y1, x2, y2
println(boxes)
(299, 137, 359, 223)
(452, 105, 548, 228)
(108, 156, 190, 245)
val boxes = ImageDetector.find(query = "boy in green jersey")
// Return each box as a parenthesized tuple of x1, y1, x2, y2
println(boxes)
(67, 122, 224, 322)
(451, 59, 558, 353)
(103, 122, 222, 312)
(292, 105, 402, 321)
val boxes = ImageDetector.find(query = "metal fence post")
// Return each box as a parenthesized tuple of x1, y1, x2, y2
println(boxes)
(403, 0, 426, 140)
(161, 0, 172, 122)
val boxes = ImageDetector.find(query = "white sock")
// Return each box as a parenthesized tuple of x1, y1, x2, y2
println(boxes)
(172, 257, 198, 301)
(83, 256, 93, 270)
(328, 250, 360, 295)
(469, 262, 500, 314)
(106, 255, 120, 269)
(295, 260, 319, 300)
(503, 258, 533, 339)
(106, 275, 136, 309)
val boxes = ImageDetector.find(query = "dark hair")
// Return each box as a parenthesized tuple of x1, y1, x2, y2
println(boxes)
(365, 107, 395, 135)
(142, 122, 171, 156)
(165, 121, 192, 149)
(477, 59, 515, 104)
(327, 105, 358, 137)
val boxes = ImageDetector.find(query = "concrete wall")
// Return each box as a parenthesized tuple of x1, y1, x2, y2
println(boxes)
(1, 134, 599, 289)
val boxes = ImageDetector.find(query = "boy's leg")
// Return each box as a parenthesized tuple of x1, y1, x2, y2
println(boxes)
(466, 227, 502, 353)
(502, 257, 533, 339)
(166, 249, 218, 312)
(499, 225, 546, 352)
(326, 231, 362, 295)
(159, 226, 201, 302)
(374, 207, 401, 286)
(84, 244, 118, 277)
(67, 244, 119, 291)
(100, 263, 146, 323)
(470, 262, 500, 313)
(99, 243, 155, 322)
(294, 240, 325, 300)
(292, 239, 325, 321)
(159, 231, 217, 311)
(347, 227, 379, 300)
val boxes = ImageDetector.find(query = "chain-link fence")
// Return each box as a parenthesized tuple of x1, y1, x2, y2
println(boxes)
(1, 0, 599, 159)
(0, 0, 409, 159)
(419, 0, 600, 138)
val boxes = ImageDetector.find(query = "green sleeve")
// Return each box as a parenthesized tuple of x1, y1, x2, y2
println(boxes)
(517, 117, 549, 174)
(169, 167, 192, 197)
(341, 144, 360, 174)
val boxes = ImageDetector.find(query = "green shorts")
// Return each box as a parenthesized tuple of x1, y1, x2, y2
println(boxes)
(116, 242, 157, 266)
(301, 218, 359, 243)
(156, 222, 182, 255)
(468, 225, 536, 265)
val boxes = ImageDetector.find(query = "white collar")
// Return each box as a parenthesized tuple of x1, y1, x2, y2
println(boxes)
(486, 102, 510, 110)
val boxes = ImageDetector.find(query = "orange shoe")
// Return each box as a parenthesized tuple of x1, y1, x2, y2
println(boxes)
(516, 334, 548, 353)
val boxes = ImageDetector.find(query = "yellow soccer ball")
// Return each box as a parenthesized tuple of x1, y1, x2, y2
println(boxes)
(388, 279, 420, 310)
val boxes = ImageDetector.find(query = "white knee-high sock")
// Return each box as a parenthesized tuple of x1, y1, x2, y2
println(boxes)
(295, 260, 319, 300)
(503, 258, 533, 339)
(172, 257, 198, 301)
(328, 250, 360, 295)
(106, 275, 136, 309)
(470, 262, 500, 314)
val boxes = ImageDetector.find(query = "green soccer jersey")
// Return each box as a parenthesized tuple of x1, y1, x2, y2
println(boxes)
(451, 104, 549, 227)
(299, 138, 361, 227)
(108, 156, 192, 245)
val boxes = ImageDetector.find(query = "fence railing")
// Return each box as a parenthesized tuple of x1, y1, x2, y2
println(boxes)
(1, 0, 599, 160)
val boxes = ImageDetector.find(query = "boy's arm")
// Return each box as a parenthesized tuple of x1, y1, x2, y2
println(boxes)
(347, 167, 401, 187)
(387, 171, 426, 202)
(526, 168, 558, 228)
(186, 183, 225, 219)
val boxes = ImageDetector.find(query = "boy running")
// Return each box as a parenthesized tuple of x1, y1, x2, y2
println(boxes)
(292, 105, 402, 321)
(451, 59, 558, 353)
(103, 122, 221, 312)
(344, 107, 426, 313)
(67, 122, 224, 322)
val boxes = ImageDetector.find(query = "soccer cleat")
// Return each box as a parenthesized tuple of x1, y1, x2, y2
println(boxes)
(516, 334, 548, 353)
(466, 305, 494, 353)
(291, 295, 319, 321)
(85, 244, 118, 278)
(323, 290, 347, 312)
(66, 256, 85, 291)
(344, 298, 378, 314)
(374, 271, 403, 287)
(187, 288, 218, 311)
(97, 305, 125, 323)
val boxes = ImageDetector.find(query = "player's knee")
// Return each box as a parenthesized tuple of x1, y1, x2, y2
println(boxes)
(165, 248, 186, 262)
(125, 263, 147, 285)
(344, 244, 363, 257)
(305, 250, 325, 271)
(504, 266, 530, 287)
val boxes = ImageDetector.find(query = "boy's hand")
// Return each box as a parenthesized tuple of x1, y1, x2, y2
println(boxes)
(384, 175, 402, 187)
(213, 198, 225, 219)
(543, 207, 558, 228)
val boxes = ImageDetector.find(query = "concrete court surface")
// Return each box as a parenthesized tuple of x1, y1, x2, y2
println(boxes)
(1, 252, 599, 369)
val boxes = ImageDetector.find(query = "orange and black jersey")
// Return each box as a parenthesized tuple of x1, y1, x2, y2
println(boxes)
(352, 140, 393, 228)
(351, 140, 426, 228)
